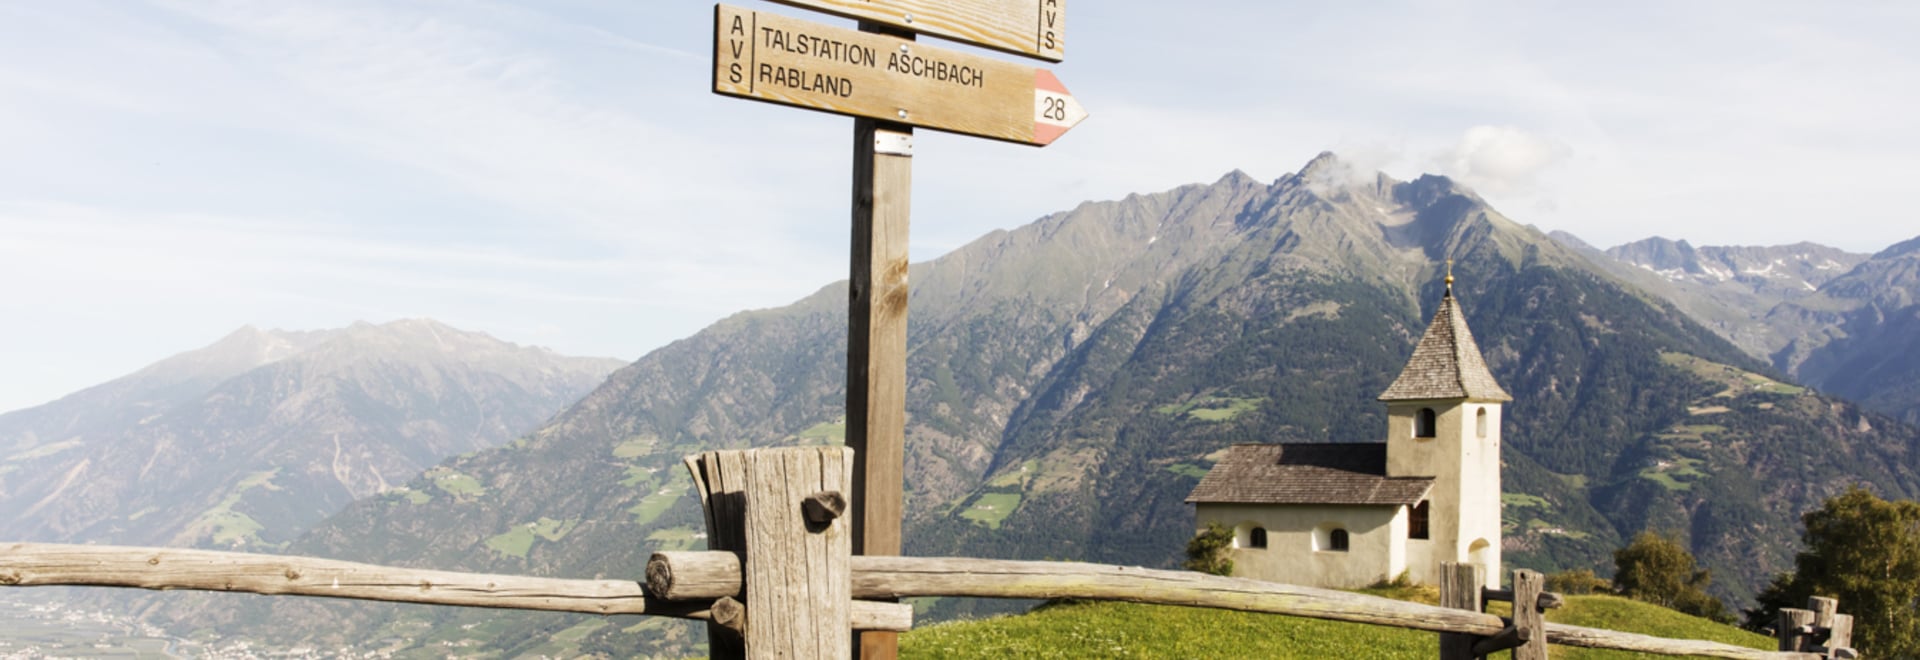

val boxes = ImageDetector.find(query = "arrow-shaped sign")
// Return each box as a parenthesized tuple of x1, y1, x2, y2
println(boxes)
(713, 4, 1087, 147)
(764, 0, 1065, 62)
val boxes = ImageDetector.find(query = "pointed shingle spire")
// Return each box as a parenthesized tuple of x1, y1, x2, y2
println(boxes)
(1378, 274, 1511, 402)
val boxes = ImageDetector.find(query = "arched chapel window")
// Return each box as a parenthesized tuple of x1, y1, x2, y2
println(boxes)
(1409, 501, 1430, 540)
(1249, 527, 1268, 549)
(1415, 408, 1437, 438)
(1476, 407, 1489, 439)
(1329, 528, 1350, 552)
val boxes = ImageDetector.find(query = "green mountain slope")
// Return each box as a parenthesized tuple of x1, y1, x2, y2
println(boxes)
(151, 155, 1920, 656)
(1593, 352, 1920, 603)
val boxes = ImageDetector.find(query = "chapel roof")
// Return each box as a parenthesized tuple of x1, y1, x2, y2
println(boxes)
(1184, 443, 1433, 506)
(1377, 282, 1512, 402)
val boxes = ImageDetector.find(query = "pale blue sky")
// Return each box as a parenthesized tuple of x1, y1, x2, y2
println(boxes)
(3, 1, 1916, 412)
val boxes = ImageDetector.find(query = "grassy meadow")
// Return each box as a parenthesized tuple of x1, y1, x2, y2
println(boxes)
(899, 589, 1774, 659)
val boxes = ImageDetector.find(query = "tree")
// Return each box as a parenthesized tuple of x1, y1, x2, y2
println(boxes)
(1747, 487, 1920, 657)
(1612, 530, 1731, 622)
(1184, 522, 1234, 576)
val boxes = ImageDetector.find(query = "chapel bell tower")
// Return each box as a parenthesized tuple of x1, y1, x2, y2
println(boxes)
(1378, 263, 1510, 588)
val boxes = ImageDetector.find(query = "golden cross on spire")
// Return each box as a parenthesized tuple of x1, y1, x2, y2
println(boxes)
(1444, 259, 1455, 296)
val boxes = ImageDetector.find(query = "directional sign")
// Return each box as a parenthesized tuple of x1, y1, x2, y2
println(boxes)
(713, 4, 1087, 147)
(764, 0, 1064, 62)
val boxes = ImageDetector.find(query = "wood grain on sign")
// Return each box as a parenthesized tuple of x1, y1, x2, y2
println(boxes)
(763, 0, 1064, 62)
(712, 4, 1086, 146)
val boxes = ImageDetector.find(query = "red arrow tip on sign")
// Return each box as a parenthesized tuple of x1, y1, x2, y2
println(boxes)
(1033, 70, 1088, 146)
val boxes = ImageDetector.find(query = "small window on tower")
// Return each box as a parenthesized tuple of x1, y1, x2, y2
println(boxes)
(1476, 407, 1489, 439)
(1415, 408, 1437, 438)
(1409, 501, 1430, 540)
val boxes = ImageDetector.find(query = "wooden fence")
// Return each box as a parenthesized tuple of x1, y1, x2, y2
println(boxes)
(0, 446, 1861, 659)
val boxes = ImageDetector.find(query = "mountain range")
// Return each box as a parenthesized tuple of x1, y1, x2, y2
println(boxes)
(9, 154, 1916, 657)
(87, 154, 1913, 657)
(0, 320, 623, 550)
(1556, 233, 1920, 426)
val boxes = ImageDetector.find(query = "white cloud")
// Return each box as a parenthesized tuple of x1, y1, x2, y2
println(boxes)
(1430, 126, 1572, 198)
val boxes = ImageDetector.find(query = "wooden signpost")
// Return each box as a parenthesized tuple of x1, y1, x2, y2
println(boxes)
(711, 3, 1082, 657)
(713, 5, 1085, 146)
(762, 0, 1065, 62)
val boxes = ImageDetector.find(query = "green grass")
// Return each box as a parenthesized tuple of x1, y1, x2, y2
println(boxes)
(1551, 471, 1589, 490)
(1526, 518, 1591, 539)
(629, 479, 688, 525)
(429, 469, 485, 498)
(1639, 457, 1706, 492)
(1502, 493, 1551, 509)
(520, 619, 607, 657)
(6, 439, 82, 462)
(1748, 378, 1805, 395)
(960, 492, 1022, 529)
(899, 594, 1772, 659)
(1657, 425, 1725, 442)
(798, 416, 848, 444)
(202, 509, 265, 546)
(988, 460, 1039, 488)
(484, 517, 579, 559)
(1163, 462, 1209, 479)
(1660, 352, 1806, 398)
(612, 435, 655, 458)
(646, 526, 705, 551)
(1551, 595, 1774, 659)
(1155, 396, 1263, 422)
(188, 469, 280, 547)
(485, 528, 535, 558)
(621, 465, 654, 488)
(402, 489, 432, 504)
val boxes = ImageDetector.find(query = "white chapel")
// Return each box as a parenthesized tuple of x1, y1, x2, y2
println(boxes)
(1185, 272, 1510, 589)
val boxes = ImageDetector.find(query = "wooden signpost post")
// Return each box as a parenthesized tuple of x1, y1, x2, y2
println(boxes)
(711, 3, 1083, 657)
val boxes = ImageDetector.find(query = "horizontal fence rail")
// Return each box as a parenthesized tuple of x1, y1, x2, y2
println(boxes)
(0, 542, 910, 631)
(1, 542, 1825, 659)
(647, 551, 1821, 660)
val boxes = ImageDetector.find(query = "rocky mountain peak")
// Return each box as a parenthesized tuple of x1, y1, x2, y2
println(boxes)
(1874, 234, 1920, 260)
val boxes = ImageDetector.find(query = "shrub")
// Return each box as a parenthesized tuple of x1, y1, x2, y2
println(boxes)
(1183, 522, 1235, 576)
(1613, 530, 1731, 623)
(1546, 568, 1610, 595)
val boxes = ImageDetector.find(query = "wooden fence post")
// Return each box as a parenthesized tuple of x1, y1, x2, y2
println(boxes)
(1807, 596, 1856, 658)
(1509, 569, 1549, 660)
(1827, 614, 1854, 655)
(1440, 562, 1486, 660)
(685, 447, 855, 660)
(1776, 607, 1814, 652)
